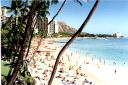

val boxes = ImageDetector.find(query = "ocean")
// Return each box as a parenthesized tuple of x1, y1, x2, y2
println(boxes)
(55, 37, 128, 67)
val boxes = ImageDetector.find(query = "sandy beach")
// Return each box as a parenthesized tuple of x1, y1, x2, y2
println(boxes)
(25, 37, 128, 85)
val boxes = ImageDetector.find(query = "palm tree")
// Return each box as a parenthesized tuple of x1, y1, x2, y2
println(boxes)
(1, 1, 28, 84)
(48, 0, 99, 85)
(4, 0, 25, 26)
(7, 1, 61, 84)
(1, 15, 13, 61)
(7, 0, 40, 84)
(4, 0, 24, 15)
(2, 0, 25, 61)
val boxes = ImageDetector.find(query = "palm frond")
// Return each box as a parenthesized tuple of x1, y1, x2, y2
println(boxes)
(75, 0, 83, 6)
(2, 15, 13, 29)
(2, 6, 11, 10)
(2, 6, 12, 13)
(19, 1, 25, 8)
(51, 0, 58, 5)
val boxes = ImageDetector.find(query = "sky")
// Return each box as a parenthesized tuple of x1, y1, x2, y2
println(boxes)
(49, 0, 128, 37)
(1, 0, 128, 37)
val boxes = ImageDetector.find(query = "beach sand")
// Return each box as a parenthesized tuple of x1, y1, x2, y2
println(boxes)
(26, 37, 128, 85)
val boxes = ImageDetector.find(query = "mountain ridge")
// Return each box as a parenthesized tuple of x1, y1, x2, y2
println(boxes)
(57, 21, 77, 33)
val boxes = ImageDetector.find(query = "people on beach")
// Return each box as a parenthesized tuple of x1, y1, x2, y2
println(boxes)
(76, 65, 82, 76)
(115, 69, 117, 74)
(27, 38, 125, 85)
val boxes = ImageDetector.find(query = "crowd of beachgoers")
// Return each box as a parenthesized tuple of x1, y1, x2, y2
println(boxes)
(25, 36, 128, 85)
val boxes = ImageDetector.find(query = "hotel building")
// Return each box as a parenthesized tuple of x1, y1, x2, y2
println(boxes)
(1, 7, 59, 35)
(48, 19, 59, 35)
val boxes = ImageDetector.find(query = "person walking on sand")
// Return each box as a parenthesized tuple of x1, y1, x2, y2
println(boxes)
(76, 65, 81, 76)
(115, 69, 117, 74)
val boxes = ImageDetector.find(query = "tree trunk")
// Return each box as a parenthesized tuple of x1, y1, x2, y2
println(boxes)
(7, 1, 39, 85)
(25, 15, 37, 59)
(12, 0, 29, 62)
(48, 0, 99, 85)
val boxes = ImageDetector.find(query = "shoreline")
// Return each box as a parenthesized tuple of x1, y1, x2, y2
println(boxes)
(65, 48, 128, 85)
(26, 37, 128, 85)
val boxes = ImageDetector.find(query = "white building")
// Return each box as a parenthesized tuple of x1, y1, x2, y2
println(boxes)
(48, 20, 55, 34)
(55, 20, 59, 33)
(113, 32, 123, 38)
(48, 18, 59, 35)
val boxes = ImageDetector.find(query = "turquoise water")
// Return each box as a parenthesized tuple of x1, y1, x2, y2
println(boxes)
(56, 37, 128, 66)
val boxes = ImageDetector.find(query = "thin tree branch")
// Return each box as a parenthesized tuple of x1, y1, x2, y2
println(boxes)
(48, 0, 66, 25)
(48, 0, 99, 85)
(76, 0, 83, 6)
